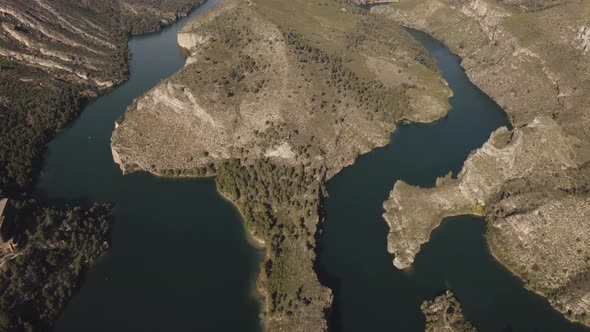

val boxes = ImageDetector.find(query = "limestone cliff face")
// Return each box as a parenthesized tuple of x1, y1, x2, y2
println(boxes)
(378, 0, 590, 324)
(177, 0, 235, 55)
(0, 0, 124, 90)
(0, 0, 206, 93)
(177, 33, 208, 53)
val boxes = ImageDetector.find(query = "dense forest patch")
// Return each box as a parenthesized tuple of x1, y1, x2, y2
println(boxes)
(0, 201, 112, 331)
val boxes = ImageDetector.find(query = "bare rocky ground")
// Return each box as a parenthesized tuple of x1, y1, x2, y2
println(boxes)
(377, 0, 590, 325)
(421, 291, 478, 332)
(111, 0, 451, 329)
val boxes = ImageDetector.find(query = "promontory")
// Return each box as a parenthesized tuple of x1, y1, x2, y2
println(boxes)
(110, 0, 451, 329)
(379, 0, 590, 326)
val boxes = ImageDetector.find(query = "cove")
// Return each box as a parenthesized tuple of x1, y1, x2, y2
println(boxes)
(317, 29, 590, 332)
(34, 1, 262, 331)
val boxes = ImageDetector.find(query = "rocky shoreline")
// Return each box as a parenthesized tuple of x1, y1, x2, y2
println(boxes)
(421, 291, 478, 332)
(377, 0, 590, 325)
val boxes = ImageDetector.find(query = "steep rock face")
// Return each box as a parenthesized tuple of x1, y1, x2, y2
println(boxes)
(0, 0, 126, 90)
(0, 0, 207, 194)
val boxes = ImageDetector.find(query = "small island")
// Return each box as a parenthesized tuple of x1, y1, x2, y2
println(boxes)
(380, 0, 590, 326)
(421, 291, 478, 332)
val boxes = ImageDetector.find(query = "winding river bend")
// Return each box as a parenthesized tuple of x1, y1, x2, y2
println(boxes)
(35, 1, 261, 331)
(32, 1, 589, 331)
(318, 29, 590, 332)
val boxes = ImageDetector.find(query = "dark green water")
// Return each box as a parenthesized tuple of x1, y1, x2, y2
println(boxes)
(35, 1, 262, 331)
(318, 29, 590, 332)
(32, 1, 589, 330)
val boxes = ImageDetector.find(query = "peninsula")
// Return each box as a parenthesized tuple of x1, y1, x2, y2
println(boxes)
(378, 0, 590, 325)
(110, 0, 451, 329)
(0, 0, 207, 330)
(1, 0, 586, 330)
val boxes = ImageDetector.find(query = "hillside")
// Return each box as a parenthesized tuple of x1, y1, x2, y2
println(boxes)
(421, 291, 478, 332)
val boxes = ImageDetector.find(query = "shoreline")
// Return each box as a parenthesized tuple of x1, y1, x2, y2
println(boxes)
(25, 0, 211, 197)
(17, 2, 213, 330)
(216, 187, 270, 328)
(108, 1, 569, 330)
(122, 163, 272, 325)
(485, 233, 590, 328)
(377, 6, 590, 326)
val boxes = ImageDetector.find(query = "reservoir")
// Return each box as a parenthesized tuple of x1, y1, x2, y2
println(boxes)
(317, 29, 590, 332)
(36, 1, 262, 331)
(31, 0, 590, 331)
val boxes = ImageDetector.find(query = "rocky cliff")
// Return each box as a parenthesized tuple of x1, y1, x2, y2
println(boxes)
(378, 0, 590, 325)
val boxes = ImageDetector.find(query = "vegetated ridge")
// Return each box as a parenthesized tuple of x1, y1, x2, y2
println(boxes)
(110, 0, 451, 330)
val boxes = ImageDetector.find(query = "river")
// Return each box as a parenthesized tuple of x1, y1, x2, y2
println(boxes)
(36, 1, 262, 331)
(33, 1, 589, 331)
(317, 29, 590, 332)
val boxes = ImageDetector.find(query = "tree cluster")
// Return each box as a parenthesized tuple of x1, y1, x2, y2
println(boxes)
(216, 159, 322, 313)
(0, 201, 112, 331)
(0, 68, 82, 196)
(285, 30, 409, 122)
